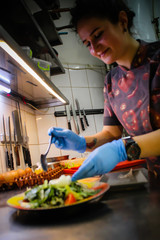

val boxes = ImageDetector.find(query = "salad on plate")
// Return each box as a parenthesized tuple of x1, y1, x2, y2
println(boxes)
(20, 175, 100, 209)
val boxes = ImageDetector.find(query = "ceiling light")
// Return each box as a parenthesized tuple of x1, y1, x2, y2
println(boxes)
(0, 80, 11, 93)
(0, 74, 10, 84)
(0, 40, 66, 103)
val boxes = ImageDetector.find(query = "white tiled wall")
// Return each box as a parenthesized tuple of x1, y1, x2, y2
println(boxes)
(0, 95, 40, 173)
(36, 64, 106, 160)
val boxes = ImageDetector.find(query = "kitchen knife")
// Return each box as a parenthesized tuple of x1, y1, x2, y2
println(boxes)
(8, 116, 14, 170)
(75, 99, 85, 131)
(17, 103, 32, 167)
(17, 102, 24, 141)
(83, 108, 89, 126)
(12, 110, 23, 144)
(12, 110, 25, 169)
(2, 115, 11, 169)
(65, 105, 72, 130)
(70, 103, 80, 135)
(23, 122, 32, 167)
(13, 128, 20, 166)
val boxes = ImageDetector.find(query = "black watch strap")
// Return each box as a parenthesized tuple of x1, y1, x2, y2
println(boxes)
(122, 136, 141, 161)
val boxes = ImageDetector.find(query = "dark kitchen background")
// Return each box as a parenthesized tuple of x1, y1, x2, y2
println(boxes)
(0, 0, 159, 172)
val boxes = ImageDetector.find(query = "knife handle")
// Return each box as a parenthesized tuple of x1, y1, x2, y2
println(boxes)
(84, 115, 89, 126)
(10, 152, 14, 170)
(26, 148, 32, 167)
(80, 118, 85, 131)
(14, 145, 20, 166)
(5, 149, 11, 169)
(22, 146, 27, 165)
(22, 146, 32, 167)
(68, 121, 72, 130)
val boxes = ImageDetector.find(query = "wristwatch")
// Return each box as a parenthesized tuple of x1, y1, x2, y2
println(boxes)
(122, 136, 141, 161)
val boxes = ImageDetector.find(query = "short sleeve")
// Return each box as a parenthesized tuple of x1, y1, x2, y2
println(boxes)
(103, 73, 121, 126)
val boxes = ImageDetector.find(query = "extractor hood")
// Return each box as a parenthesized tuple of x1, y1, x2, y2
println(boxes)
(0, 26, 69, 109)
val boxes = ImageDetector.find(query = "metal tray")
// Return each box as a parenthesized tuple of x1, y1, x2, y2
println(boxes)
(101, 168, 148, 191)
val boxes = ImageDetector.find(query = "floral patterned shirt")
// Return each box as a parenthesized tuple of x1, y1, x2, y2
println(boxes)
(103, 40, 160, 186)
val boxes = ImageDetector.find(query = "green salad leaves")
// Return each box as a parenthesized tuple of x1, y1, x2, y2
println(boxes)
(22, 178, 98, 209)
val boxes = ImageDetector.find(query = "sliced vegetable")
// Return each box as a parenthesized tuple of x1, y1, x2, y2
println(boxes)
(65, 193, 76, 205)
(21, 175, 99, 209)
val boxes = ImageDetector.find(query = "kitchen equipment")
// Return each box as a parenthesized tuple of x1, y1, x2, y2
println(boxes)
(65, 105, 72, 130)
(12, 110, 25, 169)
(75, 99, 85, 131)
(13, 129, 20, 166)
(54, 108, 104, 117)
(47, 155, 69, 162)
(17, 102, 23, 136)
(12, 110, 23, 144)
(23, 123, 32, 167)
(0, 8, 69, 109)
(32, 58, 52, 79)
(63, 159, 147, 175)
(17, 103, 32, 167)
(70, 103, 80, 134)
(2, 115, 11, 170)
(83, 108, 89, 126)
(46, 155, 70, 169)
(111, 159, 146, 172)
(104, 168, 148, 191)
(8, 116, 14, 170)
(21, 46, 32, 58)
(40, 135, 53, 171)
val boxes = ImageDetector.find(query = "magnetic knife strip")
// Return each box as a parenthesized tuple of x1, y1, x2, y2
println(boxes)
(54, 108, 104, 117)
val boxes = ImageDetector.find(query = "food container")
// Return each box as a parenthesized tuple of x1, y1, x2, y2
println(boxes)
(21, 46, 33, 58)
(32, 57, 52, 79)
(47, 155, 69, 162)
(59, 158, 85, 168)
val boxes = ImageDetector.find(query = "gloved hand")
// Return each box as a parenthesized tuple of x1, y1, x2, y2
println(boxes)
(48, 127, 86, 153)
(71, 139, 127, 181)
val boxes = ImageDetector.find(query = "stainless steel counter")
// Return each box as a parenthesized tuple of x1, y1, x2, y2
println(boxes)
(1, 185, 160, 240)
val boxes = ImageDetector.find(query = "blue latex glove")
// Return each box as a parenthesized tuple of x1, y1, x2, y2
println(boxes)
(48, 127, 86, 153)
(72, 139, 127, 181)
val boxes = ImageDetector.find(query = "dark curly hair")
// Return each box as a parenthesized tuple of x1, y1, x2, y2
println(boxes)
(70, 0, 135, 34)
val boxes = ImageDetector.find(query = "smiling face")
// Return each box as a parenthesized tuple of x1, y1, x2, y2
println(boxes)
(77, 15, 131, 65)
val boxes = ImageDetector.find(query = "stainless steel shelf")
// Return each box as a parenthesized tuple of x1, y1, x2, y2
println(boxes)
(0, 0, 65, 75)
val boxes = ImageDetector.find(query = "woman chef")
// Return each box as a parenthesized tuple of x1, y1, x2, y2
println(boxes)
(48, 0, 160, 190)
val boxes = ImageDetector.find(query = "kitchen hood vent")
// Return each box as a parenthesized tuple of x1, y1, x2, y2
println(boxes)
(0, 0, 64, 76)
(0, 26, 69, 109)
